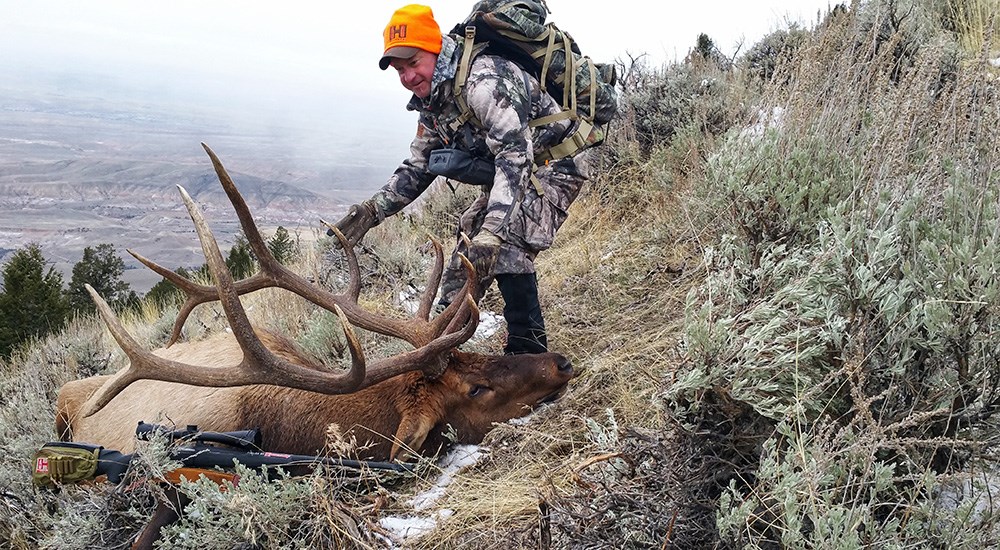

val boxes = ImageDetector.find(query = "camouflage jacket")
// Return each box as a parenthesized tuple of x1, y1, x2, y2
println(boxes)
(370, 34, 582, 243)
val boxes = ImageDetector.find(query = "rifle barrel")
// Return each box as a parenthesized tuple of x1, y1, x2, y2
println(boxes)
(171, 446, 413, 473)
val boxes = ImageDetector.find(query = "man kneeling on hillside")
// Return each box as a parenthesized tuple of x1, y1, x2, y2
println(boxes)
(334, 4, 594, 355)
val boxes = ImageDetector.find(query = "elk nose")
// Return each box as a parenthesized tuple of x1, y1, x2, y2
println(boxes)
(556, 355, 573, 374)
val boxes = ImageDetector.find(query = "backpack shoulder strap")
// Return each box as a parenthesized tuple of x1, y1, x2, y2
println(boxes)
(451, 26, 485, 133)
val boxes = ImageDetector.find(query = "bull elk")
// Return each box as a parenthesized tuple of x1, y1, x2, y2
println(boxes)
(55, 143, 575, 462)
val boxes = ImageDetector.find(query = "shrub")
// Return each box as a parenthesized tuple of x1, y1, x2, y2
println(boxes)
(616, 54, 745, 157)
(740, 25, 811, 82)
(664, 2, 1000, 545)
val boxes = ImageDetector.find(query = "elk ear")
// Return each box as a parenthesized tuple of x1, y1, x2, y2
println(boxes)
(390, 412, 436, 461)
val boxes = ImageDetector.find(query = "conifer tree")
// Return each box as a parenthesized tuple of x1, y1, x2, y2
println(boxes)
(267, 226, 298, 265)
(144, 266, 192, 308)
(0, 244, 68, 357)
(226, 233, 257, 279)
(65, 243, 137, 314)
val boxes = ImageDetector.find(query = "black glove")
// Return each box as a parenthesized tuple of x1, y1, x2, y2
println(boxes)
(464, 231, 501, 302)
(328, 200, 379, 247)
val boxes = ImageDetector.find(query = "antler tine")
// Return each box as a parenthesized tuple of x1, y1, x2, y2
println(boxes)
(175, 183, 366, 395)
(202, 143, 271, 270)
(415, 236, 445, 320)
(427, 250, 478, 338)
(358, 293, 481, 387)
(80, 282, 369, 417)
(443, 254, 478, 335)
(203, 143, 372, 298)
(81, 283, 162, 414)
(318, 222, 362, 301)
(201, 145, 415, 336)
(127, 248, 273, 347)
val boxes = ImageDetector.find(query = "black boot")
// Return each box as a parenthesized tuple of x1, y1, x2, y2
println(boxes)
(496, 273, 547, 354)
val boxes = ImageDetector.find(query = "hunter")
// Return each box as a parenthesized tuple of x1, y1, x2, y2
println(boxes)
(333, 3, 592, 355)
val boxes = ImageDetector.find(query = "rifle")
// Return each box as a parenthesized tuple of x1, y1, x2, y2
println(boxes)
(138, 421, 413, 475)
(33, 421, 412, 489)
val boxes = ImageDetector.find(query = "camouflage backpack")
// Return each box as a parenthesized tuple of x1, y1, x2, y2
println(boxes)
(450, 0, 619, 162)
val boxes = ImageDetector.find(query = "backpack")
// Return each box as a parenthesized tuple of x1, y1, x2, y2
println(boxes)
(450, 0, 619, 162)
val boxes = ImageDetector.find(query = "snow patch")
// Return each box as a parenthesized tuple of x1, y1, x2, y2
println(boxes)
(410, 444, 484, 511)
(991, 57, 1000, 68)
(378, 445, 485, 545)
(741, 106, 786, 140)
(378, 513, 444, 542)
(398, 289, 503, 342)
(936, 471, 1000, 522)
(473, 310, 502, 340)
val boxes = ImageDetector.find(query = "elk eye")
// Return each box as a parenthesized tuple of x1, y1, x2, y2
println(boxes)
(469, 385, 488, 398)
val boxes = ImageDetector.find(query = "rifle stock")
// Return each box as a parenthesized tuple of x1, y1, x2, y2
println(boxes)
(159, 467, 239, 487)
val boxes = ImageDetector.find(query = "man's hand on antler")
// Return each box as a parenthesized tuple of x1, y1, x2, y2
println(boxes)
(328, 200, 379, 247)
(465, 230, 501, 302)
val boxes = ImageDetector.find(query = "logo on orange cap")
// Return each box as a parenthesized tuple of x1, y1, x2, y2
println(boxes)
(380, 4, 442, 70)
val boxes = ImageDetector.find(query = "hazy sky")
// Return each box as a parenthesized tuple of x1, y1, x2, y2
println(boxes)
(1, 1, 833, 161)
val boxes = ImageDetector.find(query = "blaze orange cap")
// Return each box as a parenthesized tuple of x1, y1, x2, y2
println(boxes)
(379, 4, 442, 70)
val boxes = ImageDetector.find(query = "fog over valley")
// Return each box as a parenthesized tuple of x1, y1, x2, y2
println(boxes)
(0, 61, 417, 293)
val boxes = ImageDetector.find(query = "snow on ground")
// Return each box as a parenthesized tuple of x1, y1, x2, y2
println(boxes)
(472, 310, 502, 340)
(378, 444, 484, 545)
(378, 511, 451, 543)
(409, 445, 485, 511)
(741, 106, 786, 140)
(398, 289, 503, 342)
(936, 470, 1000, 522)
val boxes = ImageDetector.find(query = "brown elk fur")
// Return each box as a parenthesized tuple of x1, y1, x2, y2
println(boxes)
(56, 330, 574, 460)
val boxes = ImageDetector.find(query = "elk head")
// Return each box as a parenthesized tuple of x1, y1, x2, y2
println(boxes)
(63, 143, 575, 461)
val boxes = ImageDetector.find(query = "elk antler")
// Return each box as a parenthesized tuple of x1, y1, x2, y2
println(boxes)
(138, 143, 473, 349)
(80, 144, 482, 417)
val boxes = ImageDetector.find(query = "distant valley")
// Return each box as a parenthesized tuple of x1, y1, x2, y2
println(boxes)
(0, 158, 348, 292)
(0, 67, 411, 292)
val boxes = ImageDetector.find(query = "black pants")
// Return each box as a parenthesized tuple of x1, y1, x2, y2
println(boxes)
(496, 273, 547, 355)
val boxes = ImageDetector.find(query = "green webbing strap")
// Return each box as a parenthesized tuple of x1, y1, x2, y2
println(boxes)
(562, 31, 574, 110)
(451, 26, 481, 132)
(528, 110, 575, 128)
(539, 25, 558, 92)
(496, 28, 533, 41)
(530, 172, 545, 196)
(541, 118, 593, 162)
(456, 26, 477, 91)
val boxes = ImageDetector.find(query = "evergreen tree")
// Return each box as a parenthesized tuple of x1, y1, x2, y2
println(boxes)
(144, 266, 191, 308)
(226, 233, 257, 279)
(146, 235, 257, 308)
(267, 226, 298, 264)
(0, 244, 68, 357)
(65, 243, 136, 313)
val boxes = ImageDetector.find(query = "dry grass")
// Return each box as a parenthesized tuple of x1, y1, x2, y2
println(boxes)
(946, 0, 999, 56)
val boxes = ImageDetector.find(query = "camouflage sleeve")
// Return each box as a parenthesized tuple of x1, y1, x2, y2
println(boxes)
(464, 57, 533, 240)
(370, 116, 444, 221)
